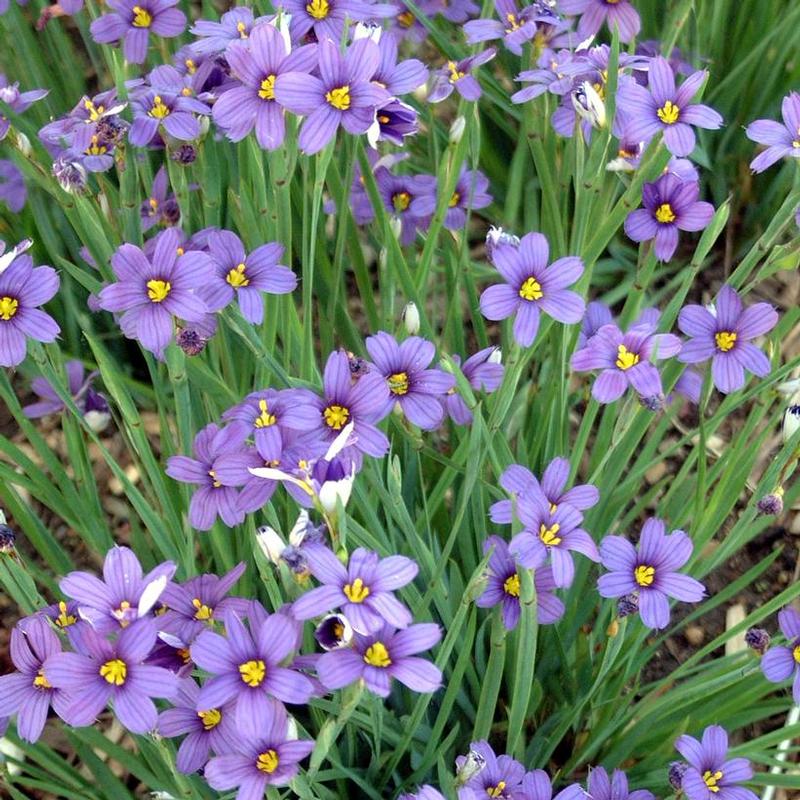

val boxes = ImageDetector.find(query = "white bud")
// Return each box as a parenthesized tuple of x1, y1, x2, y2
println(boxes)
(0, 735, 25, 776)
(83, 409, 111, 433)
(487, 346, 502, 364)
(256, 525, 286, 564)
(572, 81, 606, 129)
(14, 131, 31, 157)
(288, 510, 311, 547)
(783, 403, 800, 443)
(449, 115, 466, 144)
(98, 190, 111, 219)
(319, 472, 354, 513)
(402, 301, 420, 335)
(286, 715, 299, 740)
(456, 748, 487, 785)
(366, 114, 381, 149)
(777, 379, 800, 397)
(198, 115, 211, 139)
(353, 22, 382, 42)
(389, 217, 403, 241)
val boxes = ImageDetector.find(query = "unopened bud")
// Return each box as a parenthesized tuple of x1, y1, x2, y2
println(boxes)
(744, 627, 771, 655)
(389, 217, 403, 241)
(485, 226, 520, 265)
(315, 613, 353, 650)
(456, 749, 486, 785)
(256, 525, 285, 564)
(487, 347, 502, 365)
(449, 115, 466, 144)
(757, 488, 784, 516)
(783, 404, 800, 442)
(0, 522, 16, 553)
(572, 81, 606, 129)
(53, 157, 87, 195)
(402, 301, 420, 335)
(668, 761, 688, 792)
(14, 131, 31, 157)
(617, 593, 639, 618)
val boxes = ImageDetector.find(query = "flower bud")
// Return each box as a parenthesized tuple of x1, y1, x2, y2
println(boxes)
(616, 593, 639, 618)
(14, 131, 31, 157)
(315, 614, 354, 650)
(256, 525, 286, 564)
(756, 488, 784, 516)
(0, 522, 16, 553)
(455, 748, 487, 785)
(402, 301, 420, 335)
(53, 157, 87, 195)
(176, 327, 207, 356)
(572, 81, 606, 129)
(449, 115, 466, 144)
(389, 217, 403, 241)
(318, 473, 354, 513)
(783, 404, 800, 442)
(487, 347, 502, 365)
(668, 761, 688, 791)
(485, 226, 520, 265)
(744, 627, 771, 655)
(172, 144, 197, 165)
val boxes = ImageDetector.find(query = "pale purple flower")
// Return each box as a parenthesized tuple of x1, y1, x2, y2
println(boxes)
(278, 0, 397, 42)
(464, 0, 540, 55)
(400, 787, 446, 800)
(677, 285, 778, 394)
(586, 767, 654, 800)
(445, 168, 492, 229)
(746, 92, 800, 173)
(455, 741, 525, 800)
(598, 518, 705, 630)
(23, 360, 91, 418)
(444, 347, 504, 425)
(373, 168, 437, 245)
(189, 7, 272, 56)
(428, 48, 496, 103)
(0, 159, 25, 212)
(761, 607, 800, 703)
(140, 165, 179, 231)
(559, 0, 640, 43)
(0, 74, 48, 140)
(479, 231, 585, 347)
(370, 30, 428, 95)
(519, 769, 587, 800)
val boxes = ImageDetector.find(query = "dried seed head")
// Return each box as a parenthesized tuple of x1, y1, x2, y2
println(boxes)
(617, 593, 639, 618)
(744, 627, 771, 655)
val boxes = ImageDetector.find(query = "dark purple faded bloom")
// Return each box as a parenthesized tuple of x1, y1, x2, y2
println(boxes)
(140, 166, 179, 232)
(586, 767, 654, 800)
(158, 677, 239, 774)
(23, 359, 88, 418)
(291, 545, 418, 634)
(0, 250, 60, 368)
(44, 619, 177, 734)
(201, 230, 296, 323)
(625, 173, 714, 261)
(746, 92, 800, 173)
(490, 457, 599, 525)
(428, 48, 496, 103)
(166, 421, 251, 530)
(90, 0, 186, 64)
(617, 58, 723, 157)
(0, 74, 48, 141)
(760, 607, 800, 702)
(60, 545, 176, 633)
(455, 741, 525, 800)
(191, 611, 313, 724)
(97, 229, 212, 358)
(370, 99, 419, 146)
(571, 321, 682, 403)
(276, 38, 389, 155)
(213, 22, 317, 151)
(189, 7, 271, 57)
(317, 622, 442, 697)
(678, 285, 778, 394)
(445, 168, 492, 229)
(205, 698, 314, 794)
(559, 0, 639, 43)
(0, 616, 71, 742)
(444, 346, 504, 425)
(475, 536, 565, 629)
(598, 518, 705, 630)
(480, 231, 584, 347)
(675, 725, 757, 800)
(365, 332, 455, 429)
(0, 160, 25, 211)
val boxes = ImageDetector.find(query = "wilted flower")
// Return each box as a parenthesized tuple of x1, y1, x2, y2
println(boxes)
(744, 626, 770, 656)
(140, 166, 179, 232)
(756, 490, 784, 516)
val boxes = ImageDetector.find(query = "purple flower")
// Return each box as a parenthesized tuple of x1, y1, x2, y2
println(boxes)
(586, 767, 654, 800)
(578, 300, 614, 348)
(675, 725, 758, 800)
(0, 159, 26, 212)
(570, 321, 682, 403)
(617, 58, 723, 157)
(746, 92, 800, 173)
(0, 75, 48, 140)
(370, 30, 428, 96)
(428, 48, 496, 103)
(455, 741, 525, 800)
(559, 0, 640, 43)
(190, 611, 313, 724)
(511, 48, 578, 105)
(23, 359, 89, 418)
(189, 7, 271, 57)
(213, 22, 318, 151)
(464, 0, 540, 55)
(479, 231, 585, 347)
(317, 622, 442, 697)
(90, 0, 186, 64)
(291, 545, 418, 633)
(371, 98, 419, 146)
(520, 770, 587, 800)
(140, 165, 179, 231)
(475, 536, 565, 629)
(400, 787, 446, 800)
(445, 168, 492, 229)
(204, 698, 315, 793)
(761, 607, 800, 703)
(0, 616, 71, 742)
(312, 349, 390, 458)
(280, 0, 396, 41)
(373, 168, 437, 245)
(444, 346, 504, 425)
(97, 229, 212, 358)
(490, 458, 599, 525)
(365, 332, 455, 430)
(201, 230, 297, 323)
(624, 173, 715, 261)
(60, 545, 176, 633)
(677, 285, 778, 394)
(0, 250, 60, 368)
(166, 422, 252, 530)
(158, 677, 239, 774)
(44, 619, 177, 734)
(597, 518, 705, 630)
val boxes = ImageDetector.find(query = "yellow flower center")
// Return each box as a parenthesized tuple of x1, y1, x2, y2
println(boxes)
(177, 647, 191, 664)
(181, 87, 193, 97)
(33, 669, 52, 690)
(343, 577, 370, 603)
(254, 398, 276, 428)
(539, 523, 562, 546)
(326, 85, 351, 110)
(0, 296, 19, 321)
(324, 404, 350, 430)
(55, 600, 77, 628)
(397, 10, 414, 26)
(258, 75, 276, 101)
(99, 658, 127, 686)
(192, 598, 214, 620)
(208, 469, 221, 488)
(702, 770, 723, 793)
(503, 573, 520, 597)
(487, 783, 507, 798)
(85, 134, 107, 156)
(333, 621, 345, 638)
(198, 708, 221, 730)
(306, 0, 329, 17)
(257, 749, 280, 773)
(236, 20, 248, 37)
(226, 262, 250, 287)
(655, 202, 676, 224)
(447, 61, 465, 83)
(505, 11, 520, 30)
(393, 191, 411, 212)
(146, 279, 171, 303)
(149, 95, 170, 119)
(656, 100, 680, 125)
(634, 564, 655, 587)
(793, 140, 800, 149)
(388, 372, 410, 395)
(363, 642, 392, 667)
(715, 331, 737, 352)
(113, 600, 132, 627)
(239, 659, 266, 687)
(131, 5, 152, 26)
(519, 276, 543, 301)
(185, 58, 196, 74)
(615, 344, 640, 371)
(793, 644, 800, 663)
(84, 100, 105, 122)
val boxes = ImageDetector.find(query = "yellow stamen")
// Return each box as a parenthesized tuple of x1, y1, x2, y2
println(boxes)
(396, 10, 414, 26)
(99, 658, 127, 686)
(149, 95, 170, 119)
(226, 262, 250, 288)
(177, 647, 192, 664)
(198, 708, 222, 730)
(503, 573, 520, 597)
(0, 296, 19, 321)
(258, 74, 276, 101)
(447, 61, 465, 83)
(326, 85, 351, 110)
(55, 600, 77, 628)
(448, 191, 460, 208)
(192, 597, 214, 620)
(487, 783, 508, 798)
(715, 331, 737, 352)
(793, 644, 800, 664)
(363, 642, 392, 667)
(655, 202, 676, 224)
(33, 669, 52, 690)
(306, 0, 329, 18)
(333, 622, 344, 638)
(388, 372, 410, 395)
(392, 191, 411, 212)
(539, 523, 562, 546)
(323, 404, 350, 430)
(257, 749, 280, 773)
(343, 577, 370, 603)
(85, 134, 107, 156)
(519, 276, 543, 301)
(236, 20, 248, 37)
(702, 770, 723, 794)
(254, 398, 276, 427)
(656, 100, 680, 125)
(505, 11, 519, 30)
(149, 197, 159, 210)
(146, 279, 171, 303)
(185, 58, 196, 74)
(615, 344, 640, 371)
(84, 100, 105, 122)
(181, 87, 192, 97)
(238, 659, 266, 687)
(208, 469, 221, 488)
(131, 5, 152, 26)
(634, 564, 655, 587)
